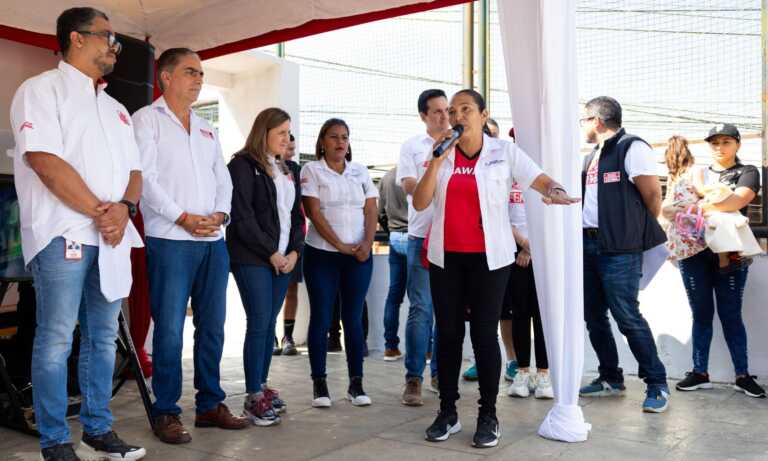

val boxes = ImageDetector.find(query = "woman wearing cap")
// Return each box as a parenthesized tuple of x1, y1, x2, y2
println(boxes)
(662, 123, 765, 398)
(412, 89, 579, 448)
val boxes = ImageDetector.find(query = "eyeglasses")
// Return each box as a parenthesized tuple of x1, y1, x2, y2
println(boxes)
(579, 116, 596, 126)
(77, 30, 122, 55)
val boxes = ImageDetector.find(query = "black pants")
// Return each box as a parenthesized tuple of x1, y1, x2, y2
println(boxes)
(430, 252, 511, 415)
(508, 261, 548, 369)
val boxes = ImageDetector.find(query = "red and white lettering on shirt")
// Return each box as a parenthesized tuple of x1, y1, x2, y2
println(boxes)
(443, 148, 485, 252)
(585, 157, 598, 186)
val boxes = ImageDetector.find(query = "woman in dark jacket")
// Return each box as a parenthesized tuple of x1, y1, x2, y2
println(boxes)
(227, 107, 305, 426)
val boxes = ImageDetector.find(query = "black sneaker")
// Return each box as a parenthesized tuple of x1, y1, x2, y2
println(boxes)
(41, 443, 81, 461)
(425, 410, 461, 442)
(676, 371, 713, 391)
(312, 377, 332, 408)
(472, 413, 500, 448)
(78, 431, 146, 460)
(272, 336, 282, 356)
(347, 376, 372, 406)
(734, 375, 766, 398)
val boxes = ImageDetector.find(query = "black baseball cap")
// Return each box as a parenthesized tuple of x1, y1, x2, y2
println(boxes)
(705, 123, 741, 143)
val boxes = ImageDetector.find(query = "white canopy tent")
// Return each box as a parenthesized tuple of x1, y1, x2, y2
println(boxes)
(0, 0, 589, 442)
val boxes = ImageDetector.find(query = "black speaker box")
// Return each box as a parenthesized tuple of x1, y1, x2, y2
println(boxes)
(105, 34, 155, 114)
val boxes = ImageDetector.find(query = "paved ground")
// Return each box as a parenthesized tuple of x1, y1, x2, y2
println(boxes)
(3, 349, 768, 461)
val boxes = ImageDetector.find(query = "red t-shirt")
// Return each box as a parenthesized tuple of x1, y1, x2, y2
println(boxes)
(444, 147, 485, 252)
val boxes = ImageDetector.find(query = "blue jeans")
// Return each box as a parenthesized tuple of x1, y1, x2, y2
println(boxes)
(304, 245, 372, 379)
(146, 237, 229, 416)
(383, 232, 408, 350)
(405, 236, 438, 380)
(30, 237, 121, 448)
(583, 236, 667, 386)
(678, 249, 750, 376)
(232, 264, 291, 392)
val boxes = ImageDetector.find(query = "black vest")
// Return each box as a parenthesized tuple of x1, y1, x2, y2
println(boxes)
(581, 129, 666, 253)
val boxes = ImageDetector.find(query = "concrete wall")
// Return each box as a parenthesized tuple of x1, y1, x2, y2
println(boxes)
(0, 39, 59, 174)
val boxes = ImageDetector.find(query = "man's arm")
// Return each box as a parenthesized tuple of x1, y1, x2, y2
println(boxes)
(634, 175, 662, 218)
(26, 151, 102, 218)
(401, 177, 417, 196)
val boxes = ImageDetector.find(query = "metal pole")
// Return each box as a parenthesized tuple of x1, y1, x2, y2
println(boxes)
(277, 42, 285, 58)
(463, 2, 474, 89)
(478, 0, 490, 108)
(760, 0, 768, 237)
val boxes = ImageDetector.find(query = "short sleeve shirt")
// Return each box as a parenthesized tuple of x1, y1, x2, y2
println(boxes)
(301, 159, 378, 252)
(10, 61, 142, 264)
(704, 163, 760, 216)
(396, 134, 435, 238)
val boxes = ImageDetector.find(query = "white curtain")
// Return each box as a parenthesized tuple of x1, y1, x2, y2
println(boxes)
(498, 0, 591, 442)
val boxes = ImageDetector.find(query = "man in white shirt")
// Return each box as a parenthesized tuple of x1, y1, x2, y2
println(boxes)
(578, 96, 669, 413)
(10, 7, 146, 461)
(132, 48, 246, 444)
(396, 89, 449, 406)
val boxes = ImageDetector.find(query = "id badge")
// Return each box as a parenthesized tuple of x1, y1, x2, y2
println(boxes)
(65, 240, 83, 260)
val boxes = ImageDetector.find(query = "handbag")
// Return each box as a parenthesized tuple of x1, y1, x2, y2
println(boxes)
(675, 205, 705, 240)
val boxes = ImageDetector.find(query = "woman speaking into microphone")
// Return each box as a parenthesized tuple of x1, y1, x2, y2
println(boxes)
(413, 89, 578, 448)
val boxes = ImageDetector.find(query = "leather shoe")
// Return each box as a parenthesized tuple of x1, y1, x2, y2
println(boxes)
(154, 414, 192, 444)
(195, 403, 249, 430)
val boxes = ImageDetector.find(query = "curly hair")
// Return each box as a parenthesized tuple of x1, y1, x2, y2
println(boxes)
(664, 135, 695, 180)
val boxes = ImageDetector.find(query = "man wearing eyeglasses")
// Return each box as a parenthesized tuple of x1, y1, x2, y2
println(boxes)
(578, 96, 669, 414)
(132, 48, 244, 445)
(10, 7, 146, 461)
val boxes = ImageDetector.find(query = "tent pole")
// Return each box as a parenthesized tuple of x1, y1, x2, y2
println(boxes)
(463, 2, 474, 89)
(478, 0, 490, 109)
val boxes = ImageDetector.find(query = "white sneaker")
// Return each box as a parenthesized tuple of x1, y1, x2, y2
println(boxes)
(507, 371, 531, 398)
(534, 372, 554, 399)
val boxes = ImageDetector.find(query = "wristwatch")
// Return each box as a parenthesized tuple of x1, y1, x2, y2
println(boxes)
(120, 200, 138, 218)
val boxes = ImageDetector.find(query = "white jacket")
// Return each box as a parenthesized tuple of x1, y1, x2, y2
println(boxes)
(427, 135, 543, 270)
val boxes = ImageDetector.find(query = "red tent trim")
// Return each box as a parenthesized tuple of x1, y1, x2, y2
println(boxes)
(0, 24, 58, 50)
(0, 1, 472, 56)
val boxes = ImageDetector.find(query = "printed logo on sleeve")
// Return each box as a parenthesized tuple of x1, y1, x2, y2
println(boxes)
(19, 121, 34, 132)
(603, 171, 621, 183)
(301, 177, 309, 184)
(509, 184, 524, 204)
(117, 111, 131, 126)
(200, 129, 215, 140)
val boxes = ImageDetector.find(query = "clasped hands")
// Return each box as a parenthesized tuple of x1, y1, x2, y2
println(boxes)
(93, 202, 129, 247)
(336, 239, 373, 263)
(177, 212, 226, 238)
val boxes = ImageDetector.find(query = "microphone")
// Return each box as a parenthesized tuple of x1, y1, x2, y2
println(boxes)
(432, 125, 464, 158)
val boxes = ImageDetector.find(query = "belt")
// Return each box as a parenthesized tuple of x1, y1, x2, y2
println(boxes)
(583, 228, 599, 239)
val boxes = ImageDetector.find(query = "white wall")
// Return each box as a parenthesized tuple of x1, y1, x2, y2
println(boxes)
(584, 254, 768, 383)
(201, 52, 300, 158)
(0, 39, 58, 174)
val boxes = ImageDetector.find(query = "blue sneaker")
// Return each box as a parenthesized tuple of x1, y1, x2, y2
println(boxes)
(462, 364, 478, 381)
(579, 377, 626, 397)
(504, 360, 519, 382)
(642, 385, 670, 413)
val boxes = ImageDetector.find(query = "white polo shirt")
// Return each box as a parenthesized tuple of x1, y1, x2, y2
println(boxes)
(396, 133, 436, 239)
(132, 96, 232, 241)
(300, 159, 379, 252)
(427, 135, 543, 270)
(10, 60, 143, 265)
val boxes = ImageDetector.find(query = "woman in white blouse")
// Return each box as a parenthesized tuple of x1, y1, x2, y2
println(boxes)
(227, 108, 305, 426)
(413, 89, 578, 448)
(300, 118, 378, 409)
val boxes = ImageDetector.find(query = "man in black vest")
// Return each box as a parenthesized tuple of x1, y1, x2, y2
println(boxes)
(578, 96, 670, 413)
